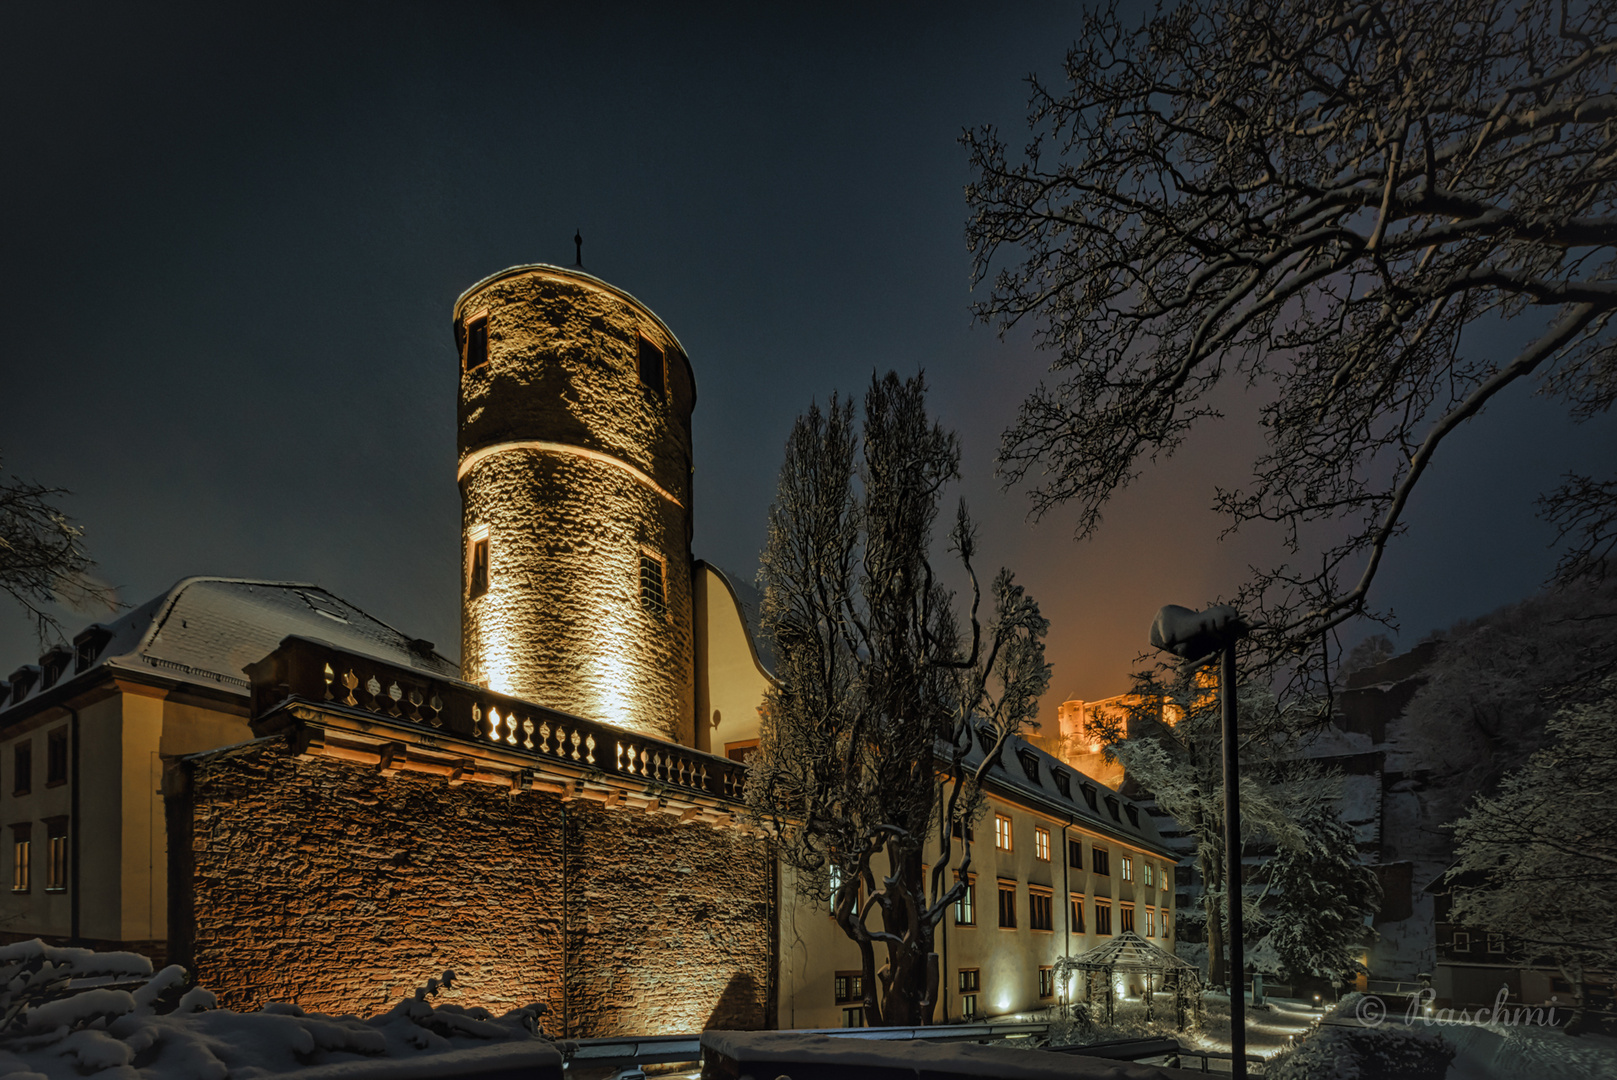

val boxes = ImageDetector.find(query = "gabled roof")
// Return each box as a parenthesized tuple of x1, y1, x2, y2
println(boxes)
(697, 562, 777, 679)
(1, 578, 456, 717)
(956, 724, 1174, 857)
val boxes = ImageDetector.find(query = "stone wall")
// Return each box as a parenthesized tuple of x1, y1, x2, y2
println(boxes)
(168, 739, 773, 1035)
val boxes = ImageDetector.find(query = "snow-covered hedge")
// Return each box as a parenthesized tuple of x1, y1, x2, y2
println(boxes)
(0, 940, 554, 1080)
(1266, 1008, 1453, 1080)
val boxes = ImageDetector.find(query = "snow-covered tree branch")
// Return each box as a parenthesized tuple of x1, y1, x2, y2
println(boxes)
(965, 0, 1617, 686)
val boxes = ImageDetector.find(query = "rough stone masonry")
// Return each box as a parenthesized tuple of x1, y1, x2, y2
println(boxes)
(167, 738, 774, 1035)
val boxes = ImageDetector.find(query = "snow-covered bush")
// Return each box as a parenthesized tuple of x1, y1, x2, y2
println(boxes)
(1266, 1018, 1453, 1080)
(0, 940, 551, 1079)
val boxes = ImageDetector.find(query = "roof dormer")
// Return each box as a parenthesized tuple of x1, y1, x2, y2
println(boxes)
(39, 646, 72, 690)
(8, 666, 39, 707)
(73, 624, 113, 673)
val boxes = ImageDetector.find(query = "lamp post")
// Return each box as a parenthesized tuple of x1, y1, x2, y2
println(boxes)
(1150, 603, 1251, 1080)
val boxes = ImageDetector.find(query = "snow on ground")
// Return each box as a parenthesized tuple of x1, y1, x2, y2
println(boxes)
(1045, 989, 1325, 1065)
(0, 940, 558, 1080)
(1439, 1020, 1617, 1080)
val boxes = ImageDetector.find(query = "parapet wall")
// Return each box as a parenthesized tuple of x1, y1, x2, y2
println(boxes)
(167, 738, 773, 1035)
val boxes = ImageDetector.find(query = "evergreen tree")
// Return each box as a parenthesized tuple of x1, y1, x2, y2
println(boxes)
(1259, 805, 1382, 982)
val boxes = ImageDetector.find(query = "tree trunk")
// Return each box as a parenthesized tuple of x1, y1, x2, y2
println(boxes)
(1201, 851, 1225, 987)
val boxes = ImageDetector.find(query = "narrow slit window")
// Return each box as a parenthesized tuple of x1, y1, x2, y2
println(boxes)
(638, 335, 665, 398)
(468, 531, 490, 599)
(640, 552, 668, 619)
(45, 819, 66, 892)
(464, 314, 489, 372)
(11, 824, 29, 893)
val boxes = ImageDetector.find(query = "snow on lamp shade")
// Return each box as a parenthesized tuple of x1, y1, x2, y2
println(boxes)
(454, 265, 696, 743)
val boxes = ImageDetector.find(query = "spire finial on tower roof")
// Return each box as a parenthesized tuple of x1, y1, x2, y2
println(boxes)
(574, 230, 583, 268)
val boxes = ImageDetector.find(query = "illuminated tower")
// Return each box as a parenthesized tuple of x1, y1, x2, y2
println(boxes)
(454, 264, 695, 743)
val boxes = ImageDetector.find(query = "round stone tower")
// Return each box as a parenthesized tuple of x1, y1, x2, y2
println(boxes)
(454, 264, 695, 744)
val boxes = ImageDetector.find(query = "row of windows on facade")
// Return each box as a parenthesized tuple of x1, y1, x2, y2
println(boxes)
(459, 311, 669, 400)
(465, 532, 670, 619)
(8, 729, 68, 794)
(9, 820, 67, 893)
(953, 877, 1170, 937)
(834, 965, 1063, 1026)
(979, 813, 1173, 891)
(1448, 930, 1509, 955)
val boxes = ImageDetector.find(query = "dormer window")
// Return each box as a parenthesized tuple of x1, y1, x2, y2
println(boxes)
(1016, 748, 1042, 786)
(1051, 768, 1072, 800)
(73, 625, 112, 673)
(638, 335, 665, 398)
(1080, 783, 1098, 812)
(462, 311, 489, 373)
(1124, 804, 1140, 827)
(8, 669, 38, 707)
(1105, 796, 1122, 821)
(38, 648, 70, 690)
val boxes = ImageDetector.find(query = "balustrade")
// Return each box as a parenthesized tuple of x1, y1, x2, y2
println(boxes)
(247, 635, 748, 803)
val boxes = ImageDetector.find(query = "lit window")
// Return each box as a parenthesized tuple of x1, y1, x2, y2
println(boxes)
(995, 814, 1013, 851)
(45, 819, 66, 892)
(638, 335, 666, 398)
(958, 968, 979, 1019)
(1095, 900, 1112, 935)
(724, 740, 759, 764)
(10, 825, 29, 893)
(842, 1007, 863, 1027)
(1121, 904, 1135, 933)
(1092, 847, 1109, 876)
(640, 552, 668, 619)
(1121, 855, 1134, 881)
(955, 872, 976, 926)
(1164, 865, 1172, 891)
(997, 882, 1016, 929)
(46, 729, 66, 787)
(1142, 863, 1153, 887)
(1145, 907, 1156, 937)
(829, 864, 859, 918)
(1034, 826, 1050, 861)
(463, 312, 489, 372)
(12, 742, 30, 796)
(1070, 893, 1086, 933)
(1038, 966, 1054, 999)
(1163, 909, 1171, 936)
(467, 529, 490, 599)
(834, 970, 864, 1004)
(1030, 887, 1054, 931)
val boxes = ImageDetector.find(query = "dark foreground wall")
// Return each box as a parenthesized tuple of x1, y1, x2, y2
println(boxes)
(166, 739, 773, 1035)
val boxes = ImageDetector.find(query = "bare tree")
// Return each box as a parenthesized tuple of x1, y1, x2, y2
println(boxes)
(0, 461, 115, 642)
(965, 0, 1617, 682)
(745, 373, 1050, 1026)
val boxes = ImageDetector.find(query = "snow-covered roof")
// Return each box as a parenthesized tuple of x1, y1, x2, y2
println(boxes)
(0, 578, 456, 717)
(959, 725, 1174, 857)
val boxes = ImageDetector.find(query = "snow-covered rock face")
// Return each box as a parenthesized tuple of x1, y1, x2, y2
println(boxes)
(0, 940, 561, 1080)
(454, 266, 695, 743)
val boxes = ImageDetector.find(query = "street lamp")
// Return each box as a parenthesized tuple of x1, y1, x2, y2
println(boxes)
(1150, 603, 1251, 1080)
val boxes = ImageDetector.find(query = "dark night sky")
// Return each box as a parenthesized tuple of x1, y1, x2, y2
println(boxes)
(3, 3, 1612, 723)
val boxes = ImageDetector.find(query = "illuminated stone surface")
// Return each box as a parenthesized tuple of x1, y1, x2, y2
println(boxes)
(456, 266, 696, 743)
(176, 740, 772, 1033)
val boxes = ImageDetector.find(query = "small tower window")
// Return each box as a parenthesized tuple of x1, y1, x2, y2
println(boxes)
(638, 335, 665, 399)
(463, 312, 489, 373)
(468, 526, 490, 599)
(640, 551, 668, 619)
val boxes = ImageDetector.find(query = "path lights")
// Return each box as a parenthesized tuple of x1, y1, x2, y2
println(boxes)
(1150, 603, 1251, 1080)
